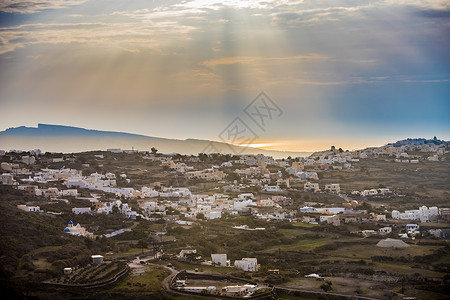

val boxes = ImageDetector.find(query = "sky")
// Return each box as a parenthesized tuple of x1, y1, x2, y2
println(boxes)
(0, 0, 449, 152)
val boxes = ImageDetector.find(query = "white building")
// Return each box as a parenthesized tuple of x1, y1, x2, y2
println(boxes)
(324, 183, 340, 194)
(362, 189, 378, 196)
(304, 182, 319, 192)
(379, 227, 392, 234)
(107, 148, 121, 153)
(320, 215, 331, 223)
(264, 185, 281, 192)
(392, 206, 438, 222)
(17, 205, 40, 212)
(62, 189, 78, 197)
(205, 210, 222, 220)
(211, 254, 230, 267)
(406, 224, 420, 233)
(234, 258, 258, 272)
(91, 255, 104, 264)
(72, 207, 91, 214)
(233, 199, 256, 210)
(1, 173, 14, 185)
(44, 188, 60, 198)
(21, 156, 35, 165)
(375, 215, 387, 221)
(63, 221, 94, 239)
(378, 188, 391, 195)
(221, 162, 233, 167)
(179, 249, 197, 259)
(238, 193, 254, 200)
(326, 215, 340, 226)
(141, 187, 159, 198)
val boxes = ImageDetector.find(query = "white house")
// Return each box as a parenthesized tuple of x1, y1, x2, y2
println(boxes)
(234, 258, 258, 272)
(44, 188, 60, 198)
(221, 162, 233, 167)
(17, 205, 40, 212)
(205, 210, 222, 220)
(264, 185, 281, 192)
(162, 187, 192, 197)
(269, 212, 285, 220)
(1, 173, 14, 185)
(324, 183, 340, 194)
(238, 193, 254, 200)
(107, 148, 121, 153)
(259, 199, 277, 207)
(379, 227, 392, 234)
(378, 188, 391, 195)
(62, 189, 78, 197)
(392, 206, 438, 222)
(72, 207, 91, 214)
(211, 254, 230, 267)
(141, 187, 160, 198)
(21, 156, 35, 165)
(320, 215, 331, 223)
(375, 215, 387, 221)
(406, 224, 419, 232)
(233, 199, 255, 210)
(304, 182, 319, 192)
(179, 249, 197, 259)
(362, 189, 378, 196)
(326, 215, 340, 226)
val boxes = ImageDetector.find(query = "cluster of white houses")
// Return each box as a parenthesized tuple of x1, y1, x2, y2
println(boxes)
(210, 254, 259, 272)
(303, 182, 340, 193)
(1, 144, 449, 246)
(392, 206, 439, 223)
(178, 251, 259, 272)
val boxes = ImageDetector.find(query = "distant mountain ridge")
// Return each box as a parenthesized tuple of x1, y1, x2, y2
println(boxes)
(2, 124, 166, 139)
(0, 124, 310, 158)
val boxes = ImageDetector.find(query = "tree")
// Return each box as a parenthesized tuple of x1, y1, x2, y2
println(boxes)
(151, 147, 158, 154)
(196, 212, 205, 220)
(320, 281, 333, 292)
(137, 239, 148, 253)
(226, 172, 240, 183)
(198, 153, 208, 162)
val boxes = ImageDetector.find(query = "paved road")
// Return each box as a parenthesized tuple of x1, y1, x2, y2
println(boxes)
(157, 264, 178, 291)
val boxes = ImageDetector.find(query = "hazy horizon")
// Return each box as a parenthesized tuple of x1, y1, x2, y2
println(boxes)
(0, 123, 446, 156)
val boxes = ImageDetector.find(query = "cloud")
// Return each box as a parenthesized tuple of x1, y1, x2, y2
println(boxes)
(0, 20, 196, 55)
(382, 0, 450, 11)
(0, 0, 88, 14)
(202, 54, 329, 67)
(110, 0, 306, 22)
(174, 0, 305, 11)
(271, 5, 371, 25)
(415, 8, 450, 18)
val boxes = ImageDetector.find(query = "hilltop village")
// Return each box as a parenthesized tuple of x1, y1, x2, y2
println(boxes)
(0, 137, 449, 299)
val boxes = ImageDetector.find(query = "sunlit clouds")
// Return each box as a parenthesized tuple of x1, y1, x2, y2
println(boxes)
(0, 0, 89, 14)
(0, 0, 449, 151)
